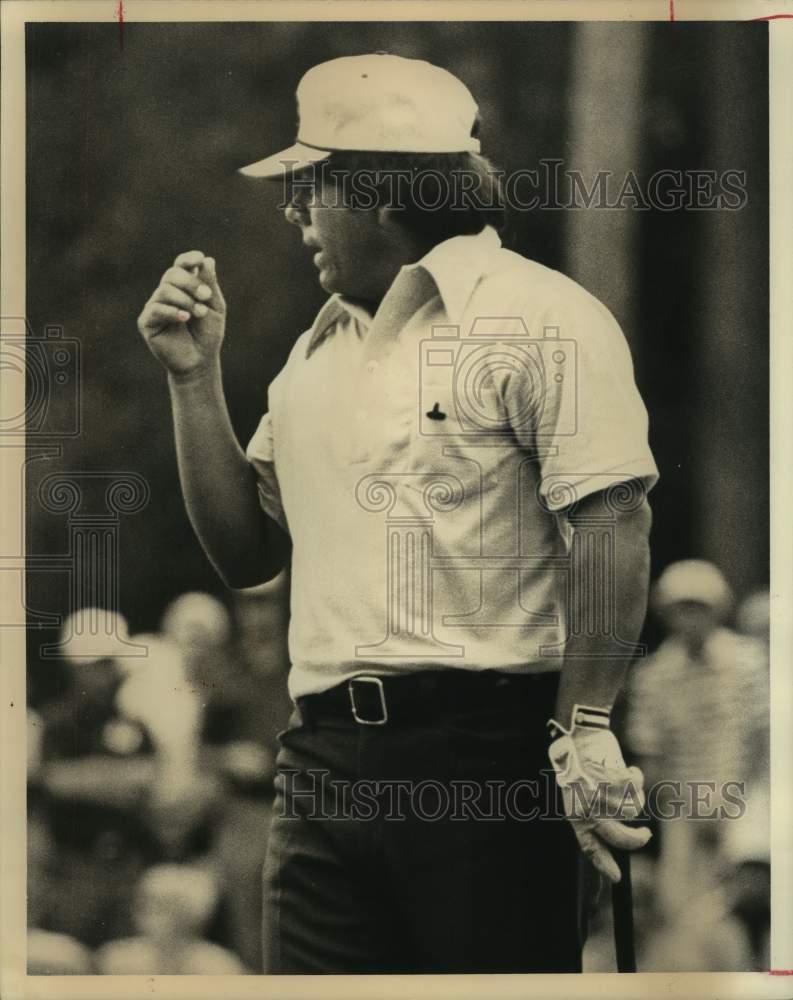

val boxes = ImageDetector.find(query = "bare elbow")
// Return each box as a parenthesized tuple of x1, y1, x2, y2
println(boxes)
(215, 523, 291, 590)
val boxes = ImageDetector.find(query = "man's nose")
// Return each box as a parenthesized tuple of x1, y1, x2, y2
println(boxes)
(284, 199, 305, 226)
(284, 179, 314, 226)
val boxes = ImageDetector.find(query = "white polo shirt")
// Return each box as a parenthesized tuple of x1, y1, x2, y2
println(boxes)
(247, 226, 658, 700)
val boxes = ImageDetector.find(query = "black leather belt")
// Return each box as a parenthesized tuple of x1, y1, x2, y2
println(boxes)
(296, 669, 560, 727)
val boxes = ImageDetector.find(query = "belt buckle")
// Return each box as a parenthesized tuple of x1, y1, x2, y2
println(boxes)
(348, 676, 388, 725)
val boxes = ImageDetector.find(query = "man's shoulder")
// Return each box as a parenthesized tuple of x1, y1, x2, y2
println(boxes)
(475, 247, 620, 328)
(281, 295, 349, 369)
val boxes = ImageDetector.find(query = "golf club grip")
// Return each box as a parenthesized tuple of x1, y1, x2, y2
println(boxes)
(611, 848, 636, 972)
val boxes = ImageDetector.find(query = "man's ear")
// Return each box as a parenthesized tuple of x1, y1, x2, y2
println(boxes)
(376, 206, 420, 254)
(376, 205, 406, 232)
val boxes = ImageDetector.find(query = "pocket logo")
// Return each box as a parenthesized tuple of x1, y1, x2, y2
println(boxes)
(426, 402, 447, 421)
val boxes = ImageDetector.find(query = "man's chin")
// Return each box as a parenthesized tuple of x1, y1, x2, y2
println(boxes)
(317, 269, 339, 294)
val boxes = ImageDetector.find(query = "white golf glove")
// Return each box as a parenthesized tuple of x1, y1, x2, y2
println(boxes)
(548, 705, 651, 883)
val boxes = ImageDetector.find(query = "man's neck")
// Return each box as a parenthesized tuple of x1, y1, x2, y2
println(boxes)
(344, 295, 379, 318)
(349, 233, 439, 317)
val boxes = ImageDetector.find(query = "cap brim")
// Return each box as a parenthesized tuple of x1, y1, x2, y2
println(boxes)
(238, 142, 332, 179)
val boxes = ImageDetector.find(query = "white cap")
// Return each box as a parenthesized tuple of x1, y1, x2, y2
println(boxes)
(652, 559, 733, 617)
(240, 53, 480, 179)
(59, 607, 131, 665)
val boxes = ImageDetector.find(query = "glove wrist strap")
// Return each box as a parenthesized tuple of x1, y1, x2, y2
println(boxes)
(547, 703, 611, 741)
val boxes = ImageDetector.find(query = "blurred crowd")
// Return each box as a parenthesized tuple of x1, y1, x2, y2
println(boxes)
(27, 575, 293, 975)
(26, 561, 770, 974)
(585, 562, 771, 972)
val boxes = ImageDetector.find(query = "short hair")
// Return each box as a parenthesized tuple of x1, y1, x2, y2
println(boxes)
(311, 149, 507, 245)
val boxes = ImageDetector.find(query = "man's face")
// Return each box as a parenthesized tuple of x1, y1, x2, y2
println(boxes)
(661, 599, 719, 645)
(284, 166, 397, 306)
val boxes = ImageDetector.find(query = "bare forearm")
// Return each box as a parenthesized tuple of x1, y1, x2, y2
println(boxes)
(168, 361, 287, 587)
(554, 492, 652, 725)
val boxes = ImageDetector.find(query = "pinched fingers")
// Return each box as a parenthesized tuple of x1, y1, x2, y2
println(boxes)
(161, 266, 214, 304)
(157, 282, 210, 318)
(140, 301, 191, 331)
(195, 256, 224, 309)
(173, 249, 207, 271)
(171, 251, 224, 309)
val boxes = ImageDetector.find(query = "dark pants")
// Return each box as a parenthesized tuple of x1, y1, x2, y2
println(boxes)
(262, 671, 582, 974)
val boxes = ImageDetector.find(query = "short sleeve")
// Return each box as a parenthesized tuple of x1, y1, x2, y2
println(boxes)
(246, 408, 288, 533)
(245, 329, 318, 536)
(503, 289, 659, 511)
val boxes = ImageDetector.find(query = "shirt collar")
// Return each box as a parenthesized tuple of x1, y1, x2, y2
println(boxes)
(303, 294, 370, 358)
(305, 225, 501, 359)
(404, 223, 502, 325)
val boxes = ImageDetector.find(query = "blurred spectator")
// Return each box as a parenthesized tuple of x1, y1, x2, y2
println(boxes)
(722, 787, 771, 970)
(583, 854, 752, 972)
(156, 587, 290, 969)
(202, 576, 292, 970)
(27, 930, 94, 976)
(161, 591, 232, 651)
(116, 632, 222, 859)
(116, 632, 203, 762)
(231, 572, 292, 744)
(28, 736, 109, 974)
(735, 587, 770, 643)
(95, 864, 246, 974)
(160, 591, 244, 747)
(159, 588, 291, 749)
(625, 561, 769, 939)
(34, 611, 160, 947)
(40, 609, 151, 762)
(722, 589, 770, 970)
(209, 742, 277, 972)
(29, 585, 313, 970)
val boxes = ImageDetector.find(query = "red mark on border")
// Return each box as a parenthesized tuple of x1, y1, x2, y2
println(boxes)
(769, 970, 793, 975)
(117, 0, 124, 50)
(751, 13, 793, 19)
(669, 0, 675, 21)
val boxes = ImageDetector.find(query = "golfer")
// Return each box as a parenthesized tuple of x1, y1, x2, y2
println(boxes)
(137, 53, 658, 973)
